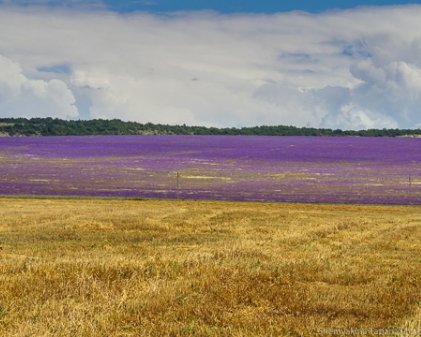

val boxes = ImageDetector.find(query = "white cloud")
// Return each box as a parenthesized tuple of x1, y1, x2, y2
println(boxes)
(0, 55, 78, 119)
(0, 5, 420, 129)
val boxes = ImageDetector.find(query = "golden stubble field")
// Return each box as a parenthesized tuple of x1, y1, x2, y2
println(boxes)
(0, 197, 419, 337)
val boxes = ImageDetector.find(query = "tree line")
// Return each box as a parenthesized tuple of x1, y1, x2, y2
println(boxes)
(0, 117, 420, 137)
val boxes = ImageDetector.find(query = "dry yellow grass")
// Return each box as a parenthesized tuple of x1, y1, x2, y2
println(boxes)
(0, 197, 420, 337)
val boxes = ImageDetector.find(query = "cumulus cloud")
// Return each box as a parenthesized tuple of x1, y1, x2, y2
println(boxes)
(0, 5, 420, 129)
(0, 55, 78, 119)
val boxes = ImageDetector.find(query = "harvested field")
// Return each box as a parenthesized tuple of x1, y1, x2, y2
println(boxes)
(0, 198, 419, 336)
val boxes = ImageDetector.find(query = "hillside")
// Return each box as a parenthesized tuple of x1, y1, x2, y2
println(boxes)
(1, 117, 420, 137)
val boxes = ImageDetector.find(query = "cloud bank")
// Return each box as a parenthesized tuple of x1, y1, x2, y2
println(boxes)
(0, 5, 421, 129)
(0, 55, 77, 119)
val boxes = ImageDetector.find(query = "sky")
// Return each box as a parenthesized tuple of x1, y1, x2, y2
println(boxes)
(104, 0, 421, 13)
(0, 1, 421, 129)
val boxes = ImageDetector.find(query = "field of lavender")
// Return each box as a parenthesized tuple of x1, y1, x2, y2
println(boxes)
(0, 135, 420, 204)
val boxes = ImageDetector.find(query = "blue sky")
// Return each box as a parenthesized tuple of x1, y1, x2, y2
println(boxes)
(104, 0, 421, 13)
(3, 0, 421, 12)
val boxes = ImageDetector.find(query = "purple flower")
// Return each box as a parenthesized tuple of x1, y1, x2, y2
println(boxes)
(0, 135, 419, 204)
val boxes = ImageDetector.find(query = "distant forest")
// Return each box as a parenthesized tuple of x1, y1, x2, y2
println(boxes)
(0, 117, 420, 137)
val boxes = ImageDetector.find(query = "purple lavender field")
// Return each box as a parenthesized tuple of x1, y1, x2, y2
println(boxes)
(0, 135, 420, 204)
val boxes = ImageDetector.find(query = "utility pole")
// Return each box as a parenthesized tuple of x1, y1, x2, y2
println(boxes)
(176, 172, 180, 189)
